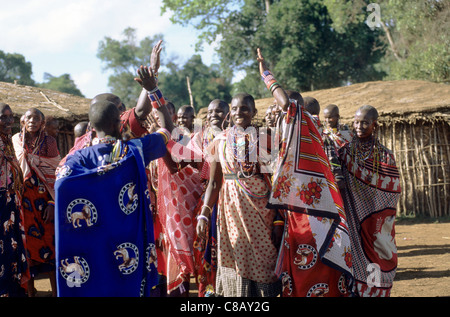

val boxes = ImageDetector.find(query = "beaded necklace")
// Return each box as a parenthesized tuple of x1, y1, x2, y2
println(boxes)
(226, 126, 258, 178)
(350, 136, 380, 200)
(23, 129, 48, 193)
(223, 126, 270, 199)
(94, 137, 129, 175)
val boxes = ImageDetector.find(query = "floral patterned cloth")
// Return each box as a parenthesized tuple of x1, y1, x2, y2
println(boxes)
(0, 133, 29, 296)
(12, 131, 60, 275)
(268, 100, 354, 297)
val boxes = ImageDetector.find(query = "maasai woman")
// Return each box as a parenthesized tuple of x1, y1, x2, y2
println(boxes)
(0, 103, 29, 297)
(12, 108, 60, 297)
(156, 109, 203, 297)
(196, 93, 281, 297)
(55, 64, 174, 297)
(321, 104, 352, 191)
(339, 105, 400, 297)
(192, 99, 229, 297)
(257, 49, 354, 297)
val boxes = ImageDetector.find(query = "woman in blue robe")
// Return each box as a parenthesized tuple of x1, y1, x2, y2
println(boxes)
(55, 65, 174, 297)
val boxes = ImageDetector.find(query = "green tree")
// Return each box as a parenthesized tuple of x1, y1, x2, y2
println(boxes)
(97, 27, 232, 112)
(97, 27, 162, 107)
(158, 55, 232, 112)
(324, 0, 449, 83)
(38, 73, 84, 97)
(0, 50, 35, 86)
(380, 0, 449, 83)
(162, 0, 386, 96)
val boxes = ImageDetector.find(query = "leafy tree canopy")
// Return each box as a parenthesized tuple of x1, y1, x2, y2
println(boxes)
(38, 73, 84, 97)
(97, 27, 232, 111)
(0, 50, 35, 86)
(162, 0, 449, 98)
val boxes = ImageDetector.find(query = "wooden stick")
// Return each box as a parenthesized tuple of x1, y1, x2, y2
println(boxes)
(421, 124, 435, 217)
(403, 125, 416, 216)
(442, 123, 450, 216)
(39, 91, 70, 112)
(412, 124, 425, 215)
(186, 76, 194, 110)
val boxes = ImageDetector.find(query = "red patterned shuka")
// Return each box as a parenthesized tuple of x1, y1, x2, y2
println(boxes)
(12, 130, 60, 275)
(339, 137, 400, 297)
(268, 100, 354, 297)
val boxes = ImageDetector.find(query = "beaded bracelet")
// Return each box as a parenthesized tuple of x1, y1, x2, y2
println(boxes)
(261, 70, 281, 92)
(196, 214, 209, 222)
(156, 128, 171, 145)
(147, 87, 166, 109)
(201, 205, 212, 214)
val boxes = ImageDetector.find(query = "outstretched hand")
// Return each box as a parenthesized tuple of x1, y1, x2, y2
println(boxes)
(257, 48, 290, 111)
(151, 40, 163, 73)
(134, 65, 157, 92)
(257, 48, 268, 75)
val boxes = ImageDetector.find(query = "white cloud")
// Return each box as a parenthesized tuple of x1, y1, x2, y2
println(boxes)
(0, 0, 218, 98)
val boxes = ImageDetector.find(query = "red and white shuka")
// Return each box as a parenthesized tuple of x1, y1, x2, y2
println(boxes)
(268, 100, 354, 297)
(339, 137, 400, 297)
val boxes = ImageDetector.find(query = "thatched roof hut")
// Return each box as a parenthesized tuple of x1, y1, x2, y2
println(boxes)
(0, 81, 91, 156)
(200, 80, 450, 218)
(258, 80, 450, 218)
(254, 80, 450, 123)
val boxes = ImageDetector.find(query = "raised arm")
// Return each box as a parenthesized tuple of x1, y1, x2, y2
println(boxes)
(134, 40, 164, 121)
(134, 65, 174, 134)
(256, 48, 290, 112)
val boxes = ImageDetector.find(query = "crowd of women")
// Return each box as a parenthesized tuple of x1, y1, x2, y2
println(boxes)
(0, 42, 401, 297)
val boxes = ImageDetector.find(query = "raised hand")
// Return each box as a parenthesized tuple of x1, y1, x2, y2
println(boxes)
(134, 65, 157, 92)
(151, 40, 163, 74)
(257, 48, 269, 75)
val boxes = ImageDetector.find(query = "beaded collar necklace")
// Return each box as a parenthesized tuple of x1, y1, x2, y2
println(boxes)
(350, 136, 380, 199)
(222, 126, 270, 199)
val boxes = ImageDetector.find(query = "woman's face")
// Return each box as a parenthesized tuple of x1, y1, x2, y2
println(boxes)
(353, 110, 376, 139)
(0, 106, 14, 135)
(230, 97, 255, 129)
(24, 109, 44, 134)
(177, 109, 194, 130)
(207, 101, 227, 129)
(325, 114, 339, 129)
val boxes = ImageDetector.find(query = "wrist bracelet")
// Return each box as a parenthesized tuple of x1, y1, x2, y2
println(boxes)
(196, 214, 209, 222)
(147, 88, 166, 109)
(201, 205, 212, 214)
(156, 128, 171, 144)
(47, 200, 55, 206)
(273, 220, 284, 226)
(261, 70, 280, 92)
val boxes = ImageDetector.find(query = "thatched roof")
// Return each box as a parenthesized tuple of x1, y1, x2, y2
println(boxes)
(0, 81, 91, 122)
(254, 80, 450, 123)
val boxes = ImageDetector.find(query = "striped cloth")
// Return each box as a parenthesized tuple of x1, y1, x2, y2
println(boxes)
(267, 100, 354, 296)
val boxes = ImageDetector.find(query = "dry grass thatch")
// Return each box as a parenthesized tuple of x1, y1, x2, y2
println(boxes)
(254, 79, 450, 123)
(0, 81, 91, 122)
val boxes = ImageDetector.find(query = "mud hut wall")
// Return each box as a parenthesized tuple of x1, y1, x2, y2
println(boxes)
(376, 118, 450, 218)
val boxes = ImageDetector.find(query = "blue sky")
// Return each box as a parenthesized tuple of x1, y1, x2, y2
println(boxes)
(0, 0, 219, 98)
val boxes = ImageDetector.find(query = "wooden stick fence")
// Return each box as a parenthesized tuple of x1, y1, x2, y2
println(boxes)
(377, 117, 450, 218)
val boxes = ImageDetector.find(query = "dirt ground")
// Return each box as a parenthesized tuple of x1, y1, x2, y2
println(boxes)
(34, 220, 450, 297)
(390, 220, 450, 297)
